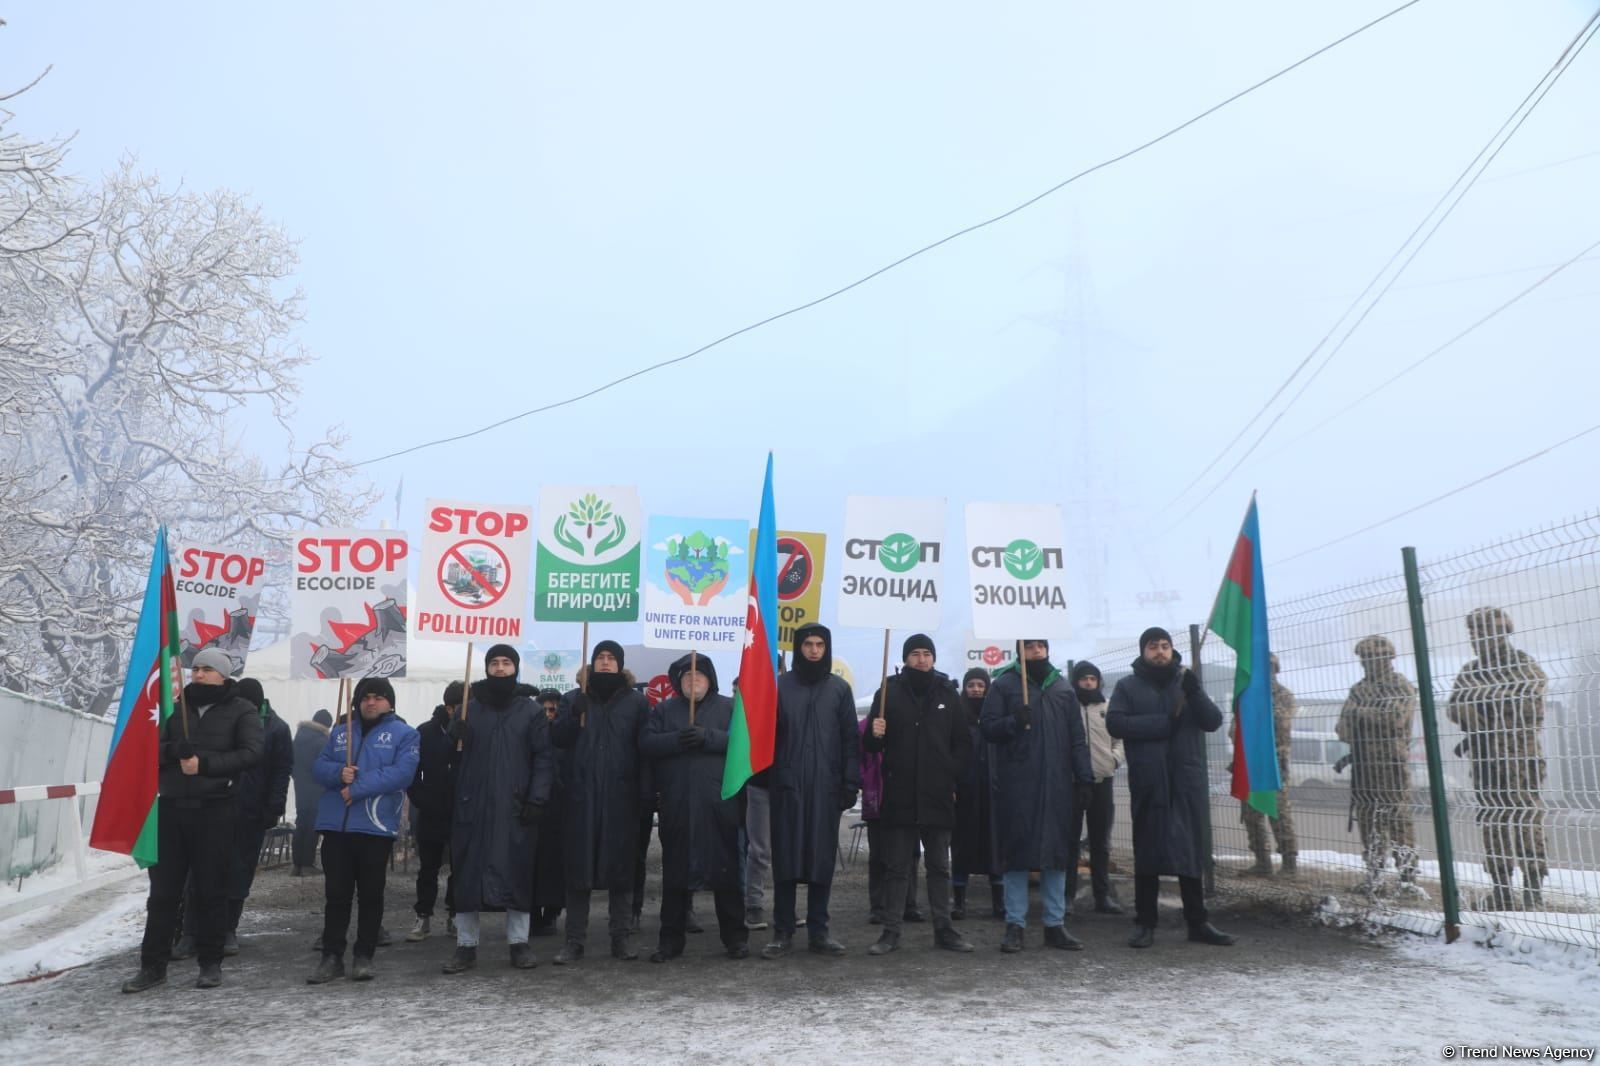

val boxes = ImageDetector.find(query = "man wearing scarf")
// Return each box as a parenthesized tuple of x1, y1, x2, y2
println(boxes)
(121, 648, 263, 994)
(442, 644, 556, 974)
(551, 640, 652, 963)
(951, 667, 1002, 920)
(760, 622, 859, 959)
(980, 639, 1093, 954)
(1106, 627, 1234, 948)
(1067, 661, 1124, 915)
(862, 634, 972, 956)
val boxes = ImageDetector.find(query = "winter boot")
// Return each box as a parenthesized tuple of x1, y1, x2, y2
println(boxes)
(1128, 926, 1155, 949)
(509, 943, 537, 970)
(310, 935, 324, 953)
(902, 907, 926, 923)
(442, 945, 479, 974)
(120, 966, 167, 994)
(1188, 923, 1236, 946)
(950, 886, 967, 921)
(552, 942, 583, 966)
(1094, 894, 1125, 915)
(685, 903, 703, 934)
(1523, 872, 1544, 910)
(222, 930, 240, 957)
(935, 925, 974, 953)
(1043, 925, 1084, 951)
(194, 963, 223, 989)
(808, 932, 847, 957)
(611, 934, 639, 961)
(169, 935, 196, 961)
(350, 955, 374, 981)
(744, 908, 767, 931)
(306, 954, 345, 984)
(1000, 923, 1025, 953)
(406, 916, 431, 942)
(866, 930, 900, 956)
(1244, 854, 1273, 878)
(1489, 882, 1517, 912)
(376, 925, 393, 948)
(1278, 854, 1298, 877)
(759, 932, 794, 960)
(990, 882, 1006, 920)
(726, 941, 750, 960)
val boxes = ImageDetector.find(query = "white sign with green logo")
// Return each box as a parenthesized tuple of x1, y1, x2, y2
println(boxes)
(838, 495, 945, 630)
(533, 485, 642, 621)
(963, 501, 1070, 638)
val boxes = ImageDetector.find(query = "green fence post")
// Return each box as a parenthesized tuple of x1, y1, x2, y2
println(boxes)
(1401, 546, 1461, 944)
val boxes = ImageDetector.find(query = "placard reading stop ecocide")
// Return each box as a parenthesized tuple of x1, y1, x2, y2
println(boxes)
(415, 499, 534, 643)
(291, 530, 410, 680)
(172, 542, 266, 676)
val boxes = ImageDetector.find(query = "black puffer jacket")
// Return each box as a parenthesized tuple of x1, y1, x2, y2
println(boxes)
(236, 703, 292, 827)
(157, 680, 263, 803)
(408, 705, 456, 843)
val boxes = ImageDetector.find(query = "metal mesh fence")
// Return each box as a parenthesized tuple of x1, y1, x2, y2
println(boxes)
(1084, 511, 1600, 954)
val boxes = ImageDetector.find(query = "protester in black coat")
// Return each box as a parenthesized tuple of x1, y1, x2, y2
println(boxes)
(531, 688, 570, 933)
(641, 653, 749, 961)
(406, 682, 461, 941)
(291, 710, 332, 873)
(442, 646, 556, 974)
(761, 622, 858, 959)
(550, 640, 652, 963)
(951, 668, 1002, 920)
(980, 639, 1093, 953)
(1106, 626, 1234, 948)
(862, 634, 973, 955)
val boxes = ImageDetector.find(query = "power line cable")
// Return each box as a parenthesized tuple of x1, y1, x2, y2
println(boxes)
(302, 0, 1430, 475)
(1156, 6, 1600, 522)
(1160, 6, 1600, 528)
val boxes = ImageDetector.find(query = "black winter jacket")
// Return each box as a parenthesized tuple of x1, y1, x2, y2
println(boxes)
(157, 680, 264, 804)
(863, 670, 970, 829)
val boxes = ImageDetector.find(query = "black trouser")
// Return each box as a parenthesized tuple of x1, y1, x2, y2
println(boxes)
(139, 800, 235, 970)
(1133, 873, 1206, 930)
(774, 879, 831, 937)
(1067, 777, 1115, 904)
(660, 887, 746, 952)
(181, 817, 266, 937)
(415, 836, 455, 918)
(866, 822, 919, 920)
(880, 825, 951, 935)
(293, 801, 320, 868)
(633, 813, 653, 915)
(320, 831, 394, 959)
(565, 887, 632, 945)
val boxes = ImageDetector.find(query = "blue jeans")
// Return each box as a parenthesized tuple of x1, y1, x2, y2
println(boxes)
(773, 879, 831, 937)
(1003, 869, 1067, 928)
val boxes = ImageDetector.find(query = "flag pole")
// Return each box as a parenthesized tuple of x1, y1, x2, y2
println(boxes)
(456, 643, 473, 752)
(874, 629, 890, 731)
(1196, 490, 1258, 657)
(688, 649, 698, 726)
(340, 677, 353, 769)
(580, 622, 590, 728)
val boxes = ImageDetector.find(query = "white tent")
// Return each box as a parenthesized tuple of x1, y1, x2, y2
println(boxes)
(247, 635, 472, 726)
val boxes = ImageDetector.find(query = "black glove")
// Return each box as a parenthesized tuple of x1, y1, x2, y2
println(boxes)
(175, 739, 196, 760)
(516, 798, 545, 827)
(1074, 783, 1095, 812)
(677, 726, 705, 750)
(1014, 704, 1031, 729)
(1332, 753, 1352, 774)
(838, 789, 857, 812)
(1181, 669, 1202, 698)
(448, 717, 469, 742)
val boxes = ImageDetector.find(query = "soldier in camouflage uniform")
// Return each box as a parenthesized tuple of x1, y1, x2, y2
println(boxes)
(1446, 607, 1548, 911)
(1336, 636, 1421, 895)
(1239, 653, 1297, 877)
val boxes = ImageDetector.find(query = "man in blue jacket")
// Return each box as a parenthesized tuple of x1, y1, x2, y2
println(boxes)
(307, 677, 420, 983)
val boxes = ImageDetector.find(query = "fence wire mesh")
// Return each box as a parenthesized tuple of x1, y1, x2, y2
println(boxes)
(1083, 511, 1600, 954)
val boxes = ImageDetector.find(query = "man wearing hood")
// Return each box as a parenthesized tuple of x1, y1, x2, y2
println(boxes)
(292, 708, 333, 876)
(952, 667, 1002, 921)
(1447, 607, 1549, 910)
(1068, 662, 1125, 915)
(406, 680, 462, 941)
(1337, 635, 1421, 896)
(863, 634, 972, 956)
(980, 639, 1094, 954)
(761, 622, 859, 959)
(641, 652, 749, 961)
(550, 640, 652, 963)
(307, 677, 420, 983)
(1107, 627, 1233, 948)
(121, 648, 263, 994)
(443, 645, 557, 973)
(531, 688, 570, 935)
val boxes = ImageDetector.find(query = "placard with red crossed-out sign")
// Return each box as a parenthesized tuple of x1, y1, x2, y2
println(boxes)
(415, 499, 533, 643)
(750, 530, 827, 652)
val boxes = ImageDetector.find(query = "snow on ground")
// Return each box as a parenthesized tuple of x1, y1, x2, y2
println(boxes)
(0, 870, 147, 984)
(2, 850, 138, 910)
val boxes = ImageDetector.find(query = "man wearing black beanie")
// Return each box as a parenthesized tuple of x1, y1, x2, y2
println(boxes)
(551, 639, 652, 963)
(1107, 627, 1234, 948)
(863, 635, 972, 956)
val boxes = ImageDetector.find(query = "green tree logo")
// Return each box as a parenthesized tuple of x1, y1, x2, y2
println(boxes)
(877, 533, 920, 573)
(1002, 538, 1044, 580)
(543, 652, 562, 670)
(554, 493, 627, 557)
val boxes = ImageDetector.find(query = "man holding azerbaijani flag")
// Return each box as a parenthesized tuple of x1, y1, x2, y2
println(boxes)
(98, 528, 265, 994)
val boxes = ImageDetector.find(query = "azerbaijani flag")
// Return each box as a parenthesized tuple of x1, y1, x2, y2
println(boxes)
(1207, 496, 1282, 817)
(722, 454, 779, 799)
(89, 526, 179, 867)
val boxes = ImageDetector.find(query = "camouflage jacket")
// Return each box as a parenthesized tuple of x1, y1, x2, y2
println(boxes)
(1446, 648, 1547, 765)
(1270, 680, 1295, 778)
(1336, 671, 1416, 794)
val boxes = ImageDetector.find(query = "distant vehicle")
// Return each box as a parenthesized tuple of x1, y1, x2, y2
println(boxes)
(1289, 731, 1350, 788)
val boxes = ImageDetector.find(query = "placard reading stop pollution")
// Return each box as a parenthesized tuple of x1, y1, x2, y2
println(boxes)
(172, 542, 266, 676)
(837, 495, 945, 631)
(415, 499, 534, 643)
(641, 515, 748, 652)
(533, 486, 642, 622)
(291, 529, 409, 680)
(963, 502, 1070, 639)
